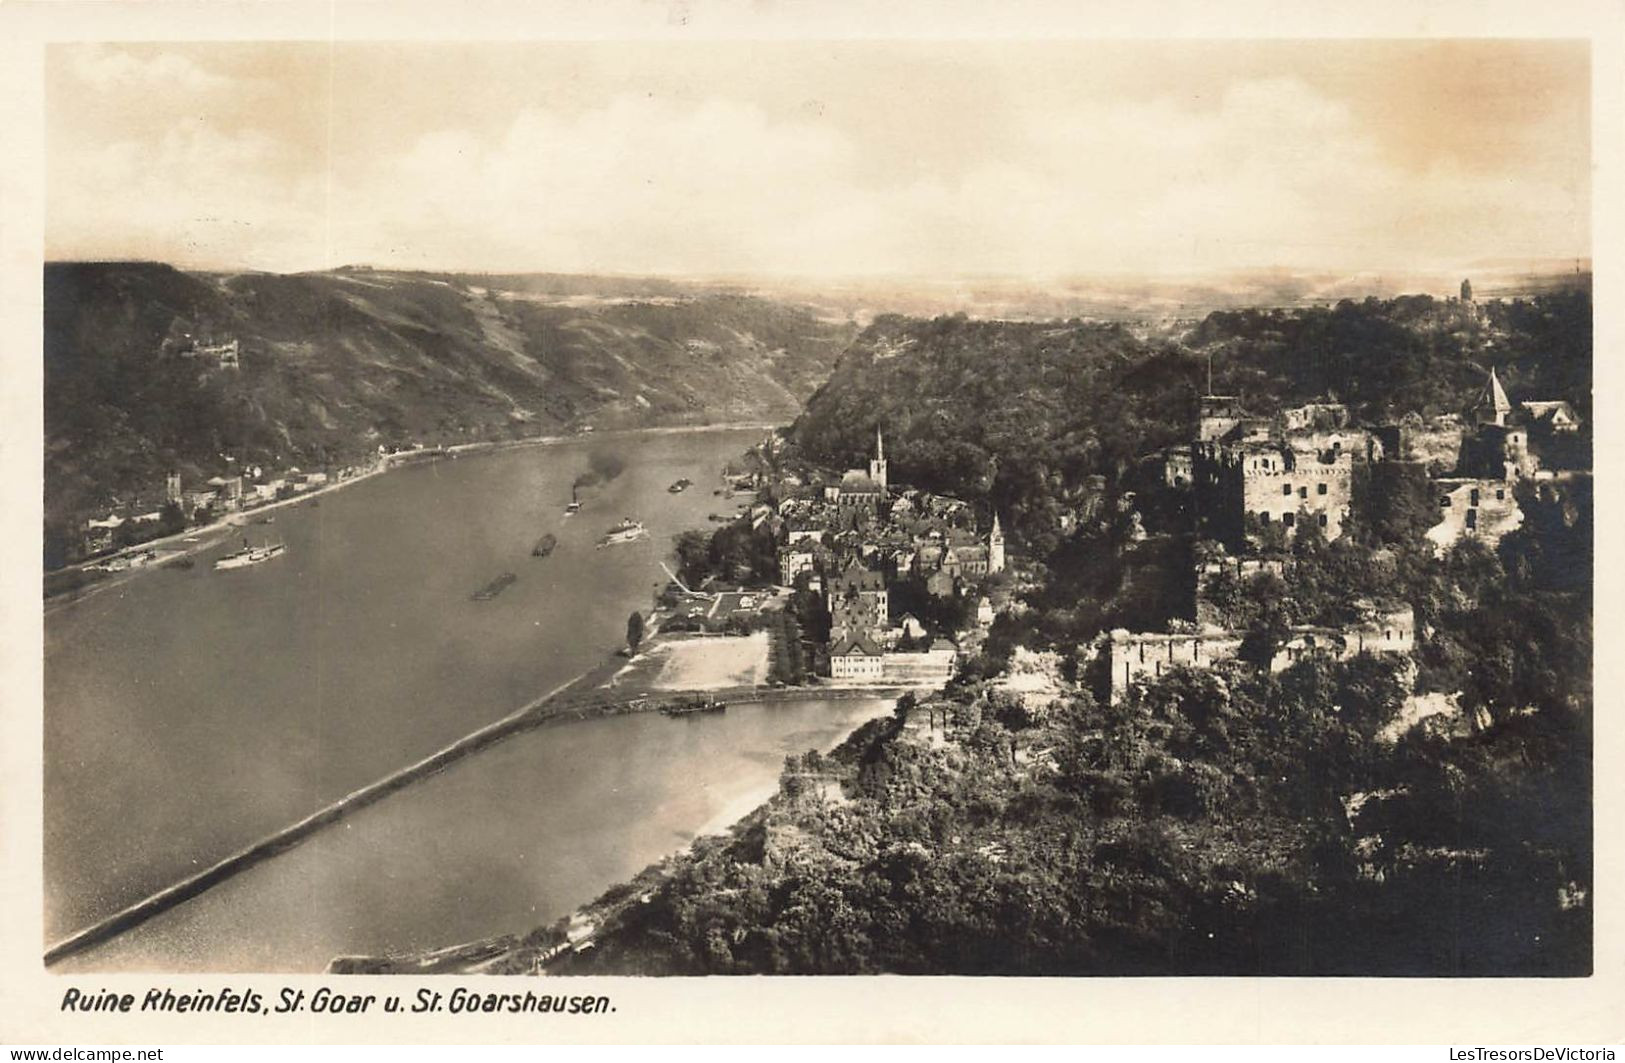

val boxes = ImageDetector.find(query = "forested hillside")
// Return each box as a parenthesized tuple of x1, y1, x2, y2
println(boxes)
(44, 262, 856, 545)
(792, 315, 1197, 552)
(552, 642, 1588, 975)
(509, 287, 1592, 978)
(791, 291, 1590, 553)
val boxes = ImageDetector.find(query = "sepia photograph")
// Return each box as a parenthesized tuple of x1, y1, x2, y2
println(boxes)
(4, 1, 1619, 1045)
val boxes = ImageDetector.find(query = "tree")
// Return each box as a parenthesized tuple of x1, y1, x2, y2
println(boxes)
(158, 500, 188, 536)
(626, 611, 645, 655)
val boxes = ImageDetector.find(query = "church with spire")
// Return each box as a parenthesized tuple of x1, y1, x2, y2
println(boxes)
(824, 426, 890, 509)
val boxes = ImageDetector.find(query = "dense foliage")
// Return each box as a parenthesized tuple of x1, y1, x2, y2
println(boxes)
(566, 638, 1586, 974)
(539, 289, 1591, 977)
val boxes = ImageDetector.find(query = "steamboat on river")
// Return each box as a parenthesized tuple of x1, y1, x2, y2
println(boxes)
(214, 540, 286, 571)
(597, 518, 648, 548)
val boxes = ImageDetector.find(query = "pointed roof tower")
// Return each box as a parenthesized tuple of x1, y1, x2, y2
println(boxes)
(1476, 367, 1512, 426)
(868, 425, 888, 491)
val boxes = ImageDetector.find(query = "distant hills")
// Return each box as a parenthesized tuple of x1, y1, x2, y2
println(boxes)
(42, 258, 1590, 558)
(44, 262, 858, 536)
(726, 260, 1592, 325)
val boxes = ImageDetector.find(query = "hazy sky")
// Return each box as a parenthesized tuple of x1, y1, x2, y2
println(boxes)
(45, 40, 1590, 277)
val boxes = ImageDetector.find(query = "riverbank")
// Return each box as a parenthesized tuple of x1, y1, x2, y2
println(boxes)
(46, 669, 898, 967)
(43, 418, 779, 612)
(325, 698, 903, 981)
(325, 695, 900, 976)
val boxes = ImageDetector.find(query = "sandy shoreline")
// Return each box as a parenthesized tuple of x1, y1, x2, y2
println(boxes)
(43, 419, 776, 615)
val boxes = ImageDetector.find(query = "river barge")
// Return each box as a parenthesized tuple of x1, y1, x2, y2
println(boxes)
(660, 695, 727, 717)
(471, 572, 517, 601)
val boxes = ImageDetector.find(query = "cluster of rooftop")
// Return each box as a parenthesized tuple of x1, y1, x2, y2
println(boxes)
(739, 429, 1008, 686)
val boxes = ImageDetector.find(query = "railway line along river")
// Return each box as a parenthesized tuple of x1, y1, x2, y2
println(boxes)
(45, 426, 891, 972)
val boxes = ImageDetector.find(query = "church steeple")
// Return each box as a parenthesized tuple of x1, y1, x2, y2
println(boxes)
(868, 426, 888, 491)
(988, 512, 1005, 574)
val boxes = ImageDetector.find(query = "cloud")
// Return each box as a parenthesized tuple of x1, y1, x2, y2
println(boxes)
(49, 122, 325, 270)
(47, 66, 1588, 276)
(68, 44, 230, 94)
(330, 94, 872, 274)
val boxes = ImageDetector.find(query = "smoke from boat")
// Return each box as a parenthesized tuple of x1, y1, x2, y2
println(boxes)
(571, 451, 626, 500)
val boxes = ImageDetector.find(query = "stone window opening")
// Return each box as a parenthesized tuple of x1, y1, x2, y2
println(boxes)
(1317, 482, 1327, 495)
(1282, 483, 1292, 496)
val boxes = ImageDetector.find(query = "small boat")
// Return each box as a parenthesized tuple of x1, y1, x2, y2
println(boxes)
(563, 501, 582, 517)
(668, 478, 693, 494)
(596, 518, 647, 548)
(215, 539, 287, 571)
(471, 572, 517, 601)
(532, 533, 558, 558)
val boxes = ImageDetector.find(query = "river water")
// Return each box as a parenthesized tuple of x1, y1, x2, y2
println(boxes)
(44, 428, 889, 972)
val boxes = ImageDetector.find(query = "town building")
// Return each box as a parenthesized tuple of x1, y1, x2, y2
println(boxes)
(207, 475, 245, 509)
(778, 547, 816, 585)
(827, 562, 889, 637)
(829, 634, 885, 679)
(1521, 400, 1581, 433)
(83, 514, 126, 554)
